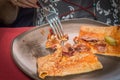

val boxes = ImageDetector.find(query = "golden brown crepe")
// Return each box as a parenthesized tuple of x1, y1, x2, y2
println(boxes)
(78, 25, 120, 57)
(37, 44, 103, 79)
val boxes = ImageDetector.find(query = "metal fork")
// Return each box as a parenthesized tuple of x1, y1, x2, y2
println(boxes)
(37, 0, 64, 40)
(46, 12, 64, 39)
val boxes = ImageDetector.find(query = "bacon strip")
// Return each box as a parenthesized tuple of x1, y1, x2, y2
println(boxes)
(81, 36, 99, 42)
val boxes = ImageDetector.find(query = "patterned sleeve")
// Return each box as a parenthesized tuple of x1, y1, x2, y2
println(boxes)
(35, 0, 120, 26)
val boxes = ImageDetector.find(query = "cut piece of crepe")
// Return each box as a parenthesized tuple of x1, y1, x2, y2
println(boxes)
(79, 25, 120, 57)
(37, 46, 103, 79)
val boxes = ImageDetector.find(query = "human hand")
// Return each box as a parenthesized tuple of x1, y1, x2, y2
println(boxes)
(9, 0, 39, 8)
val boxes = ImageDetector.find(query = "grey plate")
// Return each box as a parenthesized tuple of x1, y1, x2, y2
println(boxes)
(11, 18, 120, 80)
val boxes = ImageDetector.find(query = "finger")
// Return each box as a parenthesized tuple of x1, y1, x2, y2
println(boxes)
(9, 0, 17, 6)
(18, 0, 39, 8)
(26, 0, 38, 4)
(27, 0, 39, 7)
(16, 2, 33, 8)
(9, 0, 31, 8)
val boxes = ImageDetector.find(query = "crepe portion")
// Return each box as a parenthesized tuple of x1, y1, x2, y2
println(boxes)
(37, 45, 103, 79)
(78, 25, 120, 57)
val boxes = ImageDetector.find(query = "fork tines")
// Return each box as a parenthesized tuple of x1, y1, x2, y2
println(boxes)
(47, 13, 64, 39)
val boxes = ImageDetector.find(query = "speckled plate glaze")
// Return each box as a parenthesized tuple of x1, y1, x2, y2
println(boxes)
(11, 18, 120, 80)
